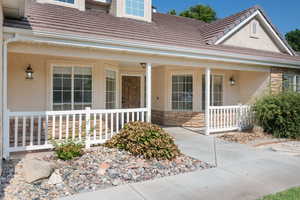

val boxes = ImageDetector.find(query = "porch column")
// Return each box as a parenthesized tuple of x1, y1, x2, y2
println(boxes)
(205, 67, 211, 135)
(146, 63, 152, 123)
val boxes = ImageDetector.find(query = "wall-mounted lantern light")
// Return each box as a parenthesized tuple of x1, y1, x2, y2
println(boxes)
(229, 76, 236, 86)
(25, 64, 34, 80)
(140, 62, 146, 69)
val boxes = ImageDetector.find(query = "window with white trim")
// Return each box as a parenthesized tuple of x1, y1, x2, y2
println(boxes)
(52, 66, 92, 111)
(105, 70, 117, 109)
(125, 0, 145, 17)
(202, 75, 223, 110)
(55, 0, 74, 4)
(283, 74, 300, 92)
(172, 75, 193, 111)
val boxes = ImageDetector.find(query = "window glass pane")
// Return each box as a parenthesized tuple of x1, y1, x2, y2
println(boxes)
(52, 66, 92, 110)
(106, 70, 117, 109)
(125, 0, 145, 17)
(202, 74, 223, 110)
(172, 75, 193, 111)
(55, 0, 75, 4)
(283, 74, 295, 92)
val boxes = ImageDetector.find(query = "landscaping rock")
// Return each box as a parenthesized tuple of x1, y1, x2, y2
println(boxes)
(23, 159, 54, 183)
(48, 170, 63, 185)
(0, 146, 212, 200)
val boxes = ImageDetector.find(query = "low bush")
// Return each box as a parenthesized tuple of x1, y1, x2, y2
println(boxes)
(252, 91, 300, 139)
(105, 122, 181, 160)
(52, 140, 84, 160)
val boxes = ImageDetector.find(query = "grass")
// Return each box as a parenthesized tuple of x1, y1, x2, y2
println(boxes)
(259, 187, 300, 200)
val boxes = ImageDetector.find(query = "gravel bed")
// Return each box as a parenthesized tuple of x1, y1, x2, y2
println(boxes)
(0, 146, 212, 200)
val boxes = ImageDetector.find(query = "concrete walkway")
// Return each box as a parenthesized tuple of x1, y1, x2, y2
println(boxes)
(61, 127, 300, 200)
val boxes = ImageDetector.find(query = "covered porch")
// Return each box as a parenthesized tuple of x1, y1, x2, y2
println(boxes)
(2, 40, 269, 157)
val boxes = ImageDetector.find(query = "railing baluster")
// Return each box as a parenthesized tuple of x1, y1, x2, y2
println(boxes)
(66, 115, 69, 140)
(116, 112, 119, 133)
(72, 114, 76, 140)
(45, 115, 49, 145)
(93, 113, 97, 141)
(30, 116, 34, 146)
(141, 111, 145, 122)
(52, 115, 56, 140)
(127, 112, 129, 123)
(111, 112, 114, 137)
(105, 113, 108, 140)
(131, 112, 134, 122)
(79, 114, 82, 140)
(59, 115, 63, 140)
(22, 116, 26, 146)
(14, 117, 18, 147)
(121, 112, 124, 128)
(38, 116, 41, 145)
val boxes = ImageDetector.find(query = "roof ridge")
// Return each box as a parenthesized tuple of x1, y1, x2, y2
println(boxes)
(154, 12, 208, 25)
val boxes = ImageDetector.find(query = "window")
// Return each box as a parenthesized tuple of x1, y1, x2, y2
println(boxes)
(54, 0, 75, 4)
(53, 66, 92, 111)
(105, 70, 117, 109)
(250, 20, 259, 38)
(125, 0, 145, 17)
(283, 74, 300, 92)
(172, 75, 193, 111)
(202, 75, 223, 110)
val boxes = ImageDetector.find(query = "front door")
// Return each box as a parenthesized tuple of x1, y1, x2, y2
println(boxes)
(122, 76, 141, 108)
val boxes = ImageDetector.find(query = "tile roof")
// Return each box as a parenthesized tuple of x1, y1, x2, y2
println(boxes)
(4, 2, 300, 62)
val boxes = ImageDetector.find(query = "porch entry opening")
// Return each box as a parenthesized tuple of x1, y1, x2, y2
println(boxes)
(122, 76, 141, 108)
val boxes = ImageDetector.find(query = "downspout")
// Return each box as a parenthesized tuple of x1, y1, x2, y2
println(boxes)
(2, 36, 18, 159)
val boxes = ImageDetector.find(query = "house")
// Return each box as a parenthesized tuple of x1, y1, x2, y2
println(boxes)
(0, 0, 300, 166)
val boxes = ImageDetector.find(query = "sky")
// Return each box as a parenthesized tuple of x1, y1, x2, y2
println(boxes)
(152, 0, 300, 35)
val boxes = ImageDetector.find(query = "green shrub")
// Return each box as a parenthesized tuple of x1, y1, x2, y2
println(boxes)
(253, 91, 300, 139)
(52, 140, 84, 160)
(105, 122, 181, 160)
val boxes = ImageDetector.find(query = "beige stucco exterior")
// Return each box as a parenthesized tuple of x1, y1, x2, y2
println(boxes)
(8, 51, 270, 113)
(223, 18, 282, 53)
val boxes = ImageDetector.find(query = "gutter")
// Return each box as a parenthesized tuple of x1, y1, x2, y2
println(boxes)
(4, 27, 300, 69)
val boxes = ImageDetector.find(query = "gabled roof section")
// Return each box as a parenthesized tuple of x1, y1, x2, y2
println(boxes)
(202, 5, 295, 55)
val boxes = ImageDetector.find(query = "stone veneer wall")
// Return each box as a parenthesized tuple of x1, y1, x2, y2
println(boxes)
(152, 110, 205, 127)
(270, 67, 300, 93)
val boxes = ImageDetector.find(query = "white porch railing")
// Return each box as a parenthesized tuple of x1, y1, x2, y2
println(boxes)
(208, 105, 253, 133)
(4, 108, 148, 155)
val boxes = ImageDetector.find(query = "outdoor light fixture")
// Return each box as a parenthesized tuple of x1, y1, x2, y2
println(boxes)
(229, 76, 236, 86)
(140, 62, 146, 69)
(25, 64, 34, 80)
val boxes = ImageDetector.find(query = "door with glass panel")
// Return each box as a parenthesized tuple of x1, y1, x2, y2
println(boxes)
(52, 66, 92, 111)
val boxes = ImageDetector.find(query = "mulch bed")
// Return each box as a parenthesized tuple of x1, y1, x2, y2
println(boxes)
(218, 131, 273, 144)
(0, 146, 212, 200)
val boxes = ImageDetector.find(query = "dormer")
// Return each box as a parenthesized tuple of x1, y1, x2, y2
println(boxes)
(110, 0, 152, 22)
(36, 0, 86, 11)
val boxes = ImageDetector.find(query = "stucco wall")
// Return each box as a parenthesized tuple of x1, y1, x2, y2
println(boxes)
(0, 0, 3, 174)
(223, 18, 282, 53)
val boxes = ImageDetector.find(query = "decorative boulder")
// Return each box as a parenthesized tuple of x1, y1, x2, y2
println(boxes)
(48, 169, 63, 185)
(23, 159, 54, 183)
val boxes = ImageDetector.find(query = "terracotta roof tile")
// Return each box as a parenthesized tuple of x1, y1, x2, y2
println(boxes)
(4, 2, 300, 62)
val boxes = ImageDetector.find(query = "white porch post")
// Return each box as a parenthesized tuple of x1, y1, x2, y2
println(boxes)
(2, 40, 9, 158)
(146, 63, 152, 123)
(205, 67, 211, 136)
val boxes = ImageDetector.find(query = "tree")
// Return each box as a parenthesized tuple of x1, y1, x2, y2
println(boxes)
(179, 5, 217, 23)
(168, 9, 177, 15)
(285, 29, 300, 52)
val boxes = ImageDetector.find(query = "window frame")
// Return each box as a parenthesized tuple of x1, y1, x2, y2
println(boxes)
(283, 73, 300, 92)
(201, 73, 225, 111)
(105, 69, 118, 109)
(124, 0, 146, 19)
(50, 64, 94, 111)
(54, 0, 75, 4)
(171, 72, 194, 111)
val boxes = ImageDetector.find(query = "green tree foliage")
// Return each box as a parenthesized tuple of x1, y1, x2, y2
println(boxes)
(167, 9, 177, 15)
(285, 29, 300, 51)
(179, 5, 217, 22)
